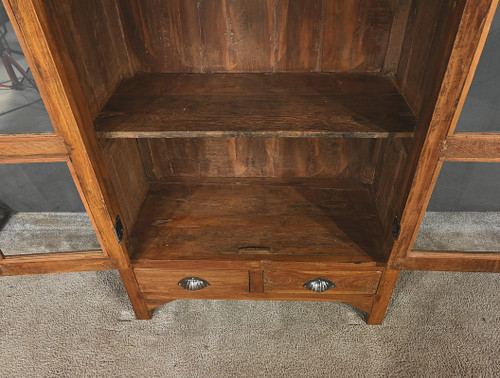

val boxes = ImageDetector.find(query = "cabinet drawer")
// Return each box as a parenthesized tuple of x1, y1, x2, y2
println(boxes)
(263, 270, 382, 295)
(134, 268, 250, 299)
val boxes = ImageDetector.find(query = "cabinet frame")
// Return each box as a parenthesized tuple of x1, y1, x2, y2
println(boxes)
(1, 0, 499, 324)
(388, 0, 500, 273)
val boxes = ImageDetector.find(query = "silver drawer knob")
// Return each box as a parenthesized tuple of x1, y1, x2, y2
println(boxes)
(303, 278, 335, 293)
(178, 277, 211, 291)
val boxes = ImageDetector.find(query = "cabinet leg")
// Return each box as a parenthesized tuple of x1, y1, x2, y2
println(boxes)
(119, 268, 151, 320)
(366, 269, 399, 325)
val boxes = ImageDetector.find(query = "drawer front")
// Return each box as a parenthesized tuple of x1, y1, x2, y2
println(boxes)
(134, 268, 250, 300)
(263, 270, 382, 295)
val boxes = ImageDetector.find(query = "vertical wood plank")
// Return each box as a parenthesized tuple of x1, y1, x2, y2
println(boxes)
(198, 0, 229, 72)
(276, 0, 324, 71)
(225, 0, 275, 71)
(322, 0, 397, 72)
(383, 0, 413, 73)
(118, 0, 402, 73)
(137, 0, 202, 72)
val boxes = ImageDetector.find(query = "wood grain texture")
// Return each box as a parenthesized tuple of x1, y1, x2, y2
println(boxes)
(393, 252, 500, 272)
(388, 0, 499, 270)
(0, 251, 115, 276)
(249, 270, 265, 293)
(143, 292, 376, 314)
(120, 0, 399, 73)
(322, 0, 398, 72)
(44, 0, 132, 118)
(396, 0, 445, 114)
(119, 267, 152, 319)
(137, 137, 381, 183)
(129, 0, 275, 72)
(112, 0, 143, 72)
(130, 179, 386, 263)
(99, 139, 149, 233)
(134, 268, 251, 300)
(372, 137, 412, 250)
(223, 0, 275, 71)
(383, 0, 413, 73)
(263, 270, 382, 295)
(95, 73, 415, 138)
(276, 0, 324, 71)
(0, 134, 68, 163)
(441, 133, 500, 162)
(132, 257, 384, 271)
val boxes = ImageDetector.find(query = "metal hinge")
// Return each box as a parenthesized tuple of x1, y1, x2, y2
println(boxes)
(114, 215, 124, 243)
(392, 216, 401, 240)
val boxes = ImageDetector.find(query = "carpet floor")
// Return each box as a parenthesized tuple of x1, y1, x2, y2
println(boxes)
(0, 213, 499, 377)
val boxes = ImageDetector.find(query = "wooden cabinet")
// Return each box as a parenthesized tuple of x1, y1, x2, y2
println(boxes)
(1, 0, 499, 324)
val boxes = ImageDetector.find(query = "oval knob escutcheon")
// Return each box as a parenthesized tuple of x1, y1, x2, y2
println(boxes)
(303, 278, 335, 293)
(178, 277, 211, 291)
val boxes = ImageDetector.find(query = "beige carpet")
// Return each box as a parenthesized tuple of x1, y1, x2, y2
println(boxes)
(0, 212, 499, 377)
(0, 270, 499, 377)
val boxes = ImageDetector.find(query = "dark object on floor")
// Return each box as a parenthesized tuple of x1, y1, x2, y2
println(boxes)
(0, 200, 12, 231)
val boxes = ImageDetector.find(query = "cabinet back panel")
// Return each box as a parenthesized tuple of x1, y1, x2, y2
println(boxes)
(120, 0, 399, 73)
(137, 138, 381, 183)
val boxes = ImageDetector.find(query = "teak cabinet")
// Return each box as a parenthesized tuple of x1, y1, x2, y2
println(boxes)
(1, 0, 499, 324)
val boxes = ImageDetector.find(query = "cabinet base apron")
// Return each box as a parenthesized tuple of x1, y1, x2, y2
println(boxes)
(132, 265, 397, 324)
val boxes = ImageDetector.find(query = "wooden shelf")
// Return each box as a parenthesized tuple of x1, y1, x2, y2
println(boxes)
(95, 73, 415, 139)
(130, 178, 386, 264)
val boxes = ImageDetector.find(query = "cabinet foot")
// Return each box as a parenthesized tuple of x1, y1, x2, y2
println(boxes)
(366, 270, 399, 325)
(119, 268, 151, 320)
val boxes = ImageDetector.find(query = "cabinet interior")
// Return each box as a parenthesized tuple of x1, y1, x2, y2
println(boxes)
(43, 0, 466, 265)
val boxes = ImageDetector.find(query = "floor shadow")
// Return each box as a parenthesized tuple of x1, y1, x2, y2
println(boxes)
(0, 199, 13, 232)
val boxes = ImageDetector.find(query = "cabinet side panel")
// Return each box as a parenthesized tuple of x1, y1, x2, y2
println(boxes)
(138, 138, 380, 183)
(382, 0, 413, 73)
(44, 0, 134, 118)
(396, 0, 463, 115)
(388, 0, 500, 268)
(384, 1, 466, 245)
(372, 138, 412, 233)
(99, 139, 149, 233)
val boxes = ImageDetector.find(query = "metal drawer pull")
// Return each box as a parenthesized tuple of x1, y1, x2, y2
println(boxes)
(303, 278, 335, 293)
(178, 277, 211, 291)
